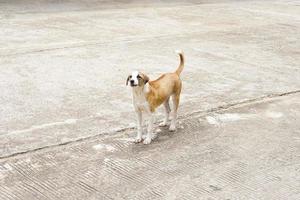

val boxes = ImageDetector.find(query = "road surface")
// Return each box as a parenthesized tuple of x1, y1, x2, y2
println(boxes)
(0, 0, 299, 199)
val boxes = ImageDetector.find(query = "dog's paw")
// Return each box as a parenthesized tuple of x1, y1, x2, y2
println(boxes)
(134, 137, 143, 143)
(142, 135, 147, 140)
(169, 124, 176, 132)
(159, 121, 168, 127)
(143, 137, 152, 145)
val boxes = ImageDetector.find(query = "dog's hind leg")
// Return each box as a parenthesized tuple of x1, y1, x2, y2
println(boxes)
(159, 97, 171, 127)
(169, 93, 180, 131)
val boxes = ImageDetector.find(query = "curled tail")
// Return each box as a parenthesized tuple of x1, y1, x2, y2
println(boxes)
(175, 50, 184, 75)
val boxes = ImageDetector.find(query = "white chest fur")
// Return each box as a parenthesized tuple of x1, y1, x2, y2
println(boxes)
(132, 87, 150, 113)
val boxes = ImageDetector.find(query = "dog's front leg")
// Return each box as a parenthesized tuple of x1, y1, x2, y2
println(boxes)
(134, 111, 143, 143)
(143, 113, 154, 144)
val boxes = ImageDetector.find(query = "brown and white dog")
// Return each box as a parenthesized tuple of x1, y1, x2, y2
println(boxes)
(126, 51, 184, 144)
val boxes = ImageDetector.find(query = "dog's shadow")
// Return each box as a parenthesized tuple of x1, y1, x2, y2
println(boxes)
(133, 125, 182, 150)
(154, 126, 177, 142)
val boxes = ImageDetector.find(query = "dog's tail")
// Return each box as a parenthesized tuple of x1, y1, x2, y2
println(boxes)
(175, 50, 184, 75)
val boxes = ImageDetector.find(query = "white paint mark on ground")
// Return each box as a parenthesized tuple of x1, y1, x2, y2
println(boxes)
(64, 119, 78, 124)
(8, 118, 78, 135)
(155, 128, 162, 133)
(206, 116, 219, 125)
(217, 113, 243, 122)
(206, 113, 255, 125)
(93, 144, 116, 152)
(265, 111, 283, 119)
(3, 163, 13, 171)
(95, 113, 102, 117)
(92, 144, 104, 150)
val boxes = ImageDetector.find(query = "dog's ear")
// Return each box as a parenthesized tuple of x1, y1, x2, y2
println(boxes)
(142, 73, 149, 84)
(126, 75, 130, 86)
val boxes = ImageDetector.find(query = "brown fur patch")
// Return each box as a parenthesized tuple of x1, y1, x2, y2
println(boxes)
(139, 72, 149, 85)
(146, 73, 182, 112)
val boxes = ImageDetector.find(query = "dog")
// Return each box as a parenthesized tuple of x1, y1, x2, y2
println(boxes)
(126, 51, 184, 144)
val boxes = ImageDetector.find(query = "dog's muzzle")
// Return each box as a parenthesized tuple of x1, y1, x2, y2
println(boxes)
(130, 80, 137, 87)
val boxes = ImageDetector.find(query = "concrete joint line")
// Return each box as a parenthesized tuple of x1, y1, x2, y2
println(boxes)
(1, 89, 300, 161)
(1, 31, 204, 57)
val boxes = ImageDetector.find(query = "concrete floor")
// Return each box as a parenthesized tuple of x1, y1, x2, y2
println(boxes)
(0, 0, 300, 199)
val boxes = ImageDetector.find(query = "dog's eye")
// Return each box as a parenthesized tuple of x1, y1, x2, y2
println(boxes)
(129, 75, 132, 78)
(137, 75, 141, 79)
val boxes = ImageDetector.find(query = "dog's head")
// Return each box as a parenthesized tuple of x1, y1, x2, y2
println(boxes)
(126, 71, 149, 87)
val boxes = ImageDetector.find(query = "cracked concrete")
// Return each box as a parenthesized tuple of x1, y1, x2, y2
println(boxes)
(0, 0, 300, 199)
